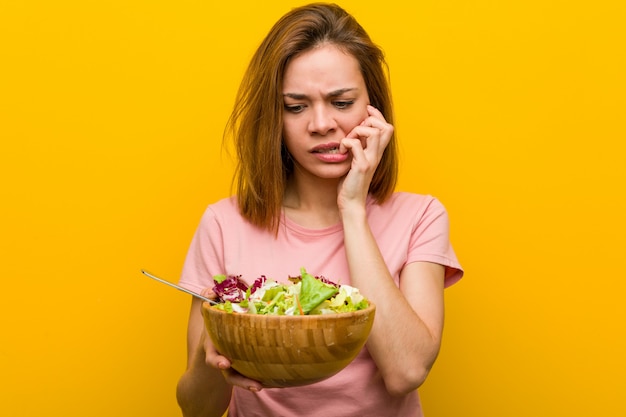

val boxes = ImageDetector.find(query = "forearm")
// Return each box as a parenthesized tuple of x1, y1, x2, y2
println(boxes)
(177, 331, 232, 417)
(341, 208, 443, 395)
(177, 369, 231, 417)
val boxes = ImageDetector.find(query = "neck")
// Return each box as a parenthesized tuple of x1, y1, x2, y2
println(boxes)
(283, 175, 341, 228)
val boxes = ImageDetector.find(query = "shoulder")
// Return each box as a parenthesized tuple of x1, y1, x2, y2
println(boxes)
(367, 192, 452, 237)
(198, 196, 242, 227)
(371, 192, 447, 217)
(207, 196, 239, 214)
(387, 191, 440, 206)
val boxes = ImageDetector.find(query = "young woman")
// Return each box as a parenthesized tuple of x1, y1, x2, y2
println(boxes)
(176, 3, 463, 416)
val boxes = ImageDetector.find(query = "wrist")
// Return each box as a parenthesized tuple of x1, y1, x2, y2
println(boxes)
(339, 203, 368, 226)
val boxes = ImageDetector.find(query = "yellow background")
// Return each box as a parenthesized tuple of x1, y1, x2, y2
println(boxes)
(1, 0, 624, 415)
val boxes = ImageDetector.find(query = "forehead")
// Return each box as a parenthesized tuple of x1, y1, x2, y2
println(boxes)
(282, 44, 364, 92)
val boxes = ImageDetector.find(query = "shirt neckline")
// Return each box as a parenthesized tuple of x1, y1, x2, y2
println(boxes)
(279, 212, 344, 236)
(278, 195, 377, 236)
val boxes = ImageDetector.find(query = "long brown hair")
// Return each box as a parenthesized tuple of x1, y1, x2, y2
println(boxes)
(224, 2, 398, 232)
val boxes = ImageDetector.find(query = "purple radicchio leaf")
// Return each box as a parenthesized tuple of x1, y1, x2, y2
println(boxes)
(316, 274, 338, 287)
(212, 275, 249, 303)
(249, 275, 268, 294)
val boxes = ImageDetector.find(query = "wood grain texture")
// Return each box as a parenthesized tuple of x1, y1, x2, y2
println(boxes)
(202, 303, 376, 387)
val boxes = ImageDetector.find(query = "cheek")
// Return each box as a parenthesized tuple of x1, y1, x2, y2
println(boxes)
(340, 111, 368, 133)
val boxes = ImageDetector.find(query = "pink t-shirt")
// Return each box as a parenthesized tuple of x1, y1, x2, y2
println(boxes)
(180, 192, 463, 417)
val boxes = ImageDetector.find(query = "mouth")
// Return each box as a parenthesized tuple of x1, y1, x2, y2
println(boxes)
(311, 143, 341, 154)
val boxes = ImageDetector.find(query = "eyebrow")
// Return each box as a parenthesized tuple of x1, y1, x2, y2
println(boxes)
(283, 88, 357, 100)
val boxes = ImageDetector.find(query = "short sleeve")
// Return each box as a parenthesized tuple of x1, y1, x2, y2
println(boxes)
(406, 198, 463, 287)
(178, 206, 227, 293)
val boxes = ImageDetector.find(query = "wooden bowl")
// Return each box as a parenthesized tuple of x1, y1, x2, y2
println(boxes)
(202, 302, 376, 388)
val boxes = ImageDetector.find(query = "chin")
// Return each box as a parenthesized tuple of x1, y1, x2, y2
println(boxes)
(296, 161, 351, 180)
(314, 167, 351, 180)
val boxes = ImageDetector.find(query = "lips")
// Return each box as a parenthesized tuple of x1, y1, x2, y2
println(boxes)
(311, 143, 341, 154)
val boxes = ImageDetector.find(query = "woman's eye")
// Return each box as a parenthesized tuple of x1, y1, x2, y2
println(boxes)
(334, 100, 354, 109)
(284, 104, 305, 113)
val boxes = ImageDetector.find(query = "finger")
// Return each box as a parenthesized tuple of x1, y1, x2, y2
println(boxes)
(359, 120, 393, 153)
(206, 349, 231, 370)
(361, 116, 393, 136)
(359, 107, 385, 130)
(345, 125, 382, 154)
(222, 368, 264, 392)
(215, 355, 232, 370)
(366, 104, 386, 121)
(199, 287, 217, 298)
(202, 333, 232, 370)
(339, 137, 362, 154)
(364, 105, 393, 131)
(341, 137, 372, 173)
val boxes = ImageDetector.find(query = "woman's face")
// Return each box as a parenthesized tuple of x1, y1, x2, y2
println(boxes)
(282, 44, 370, 180)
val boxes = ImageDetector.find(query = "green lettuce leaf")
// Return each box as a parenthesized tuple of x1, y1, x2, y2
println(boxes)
(298, 267, 338, 314)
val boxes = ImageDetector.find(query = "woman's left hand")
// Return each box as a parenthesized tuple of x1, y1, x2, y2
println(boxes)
(337, 105, 393, 211)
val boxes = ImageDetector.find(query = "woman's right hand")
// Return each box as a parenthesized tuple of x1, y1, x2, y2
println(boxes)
(197, 290, 264, 392)
(199, 329, 262, 391)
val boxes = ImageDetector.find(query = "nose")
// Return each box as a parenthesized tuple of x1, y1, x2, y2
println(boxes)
(308, 105, 337, 135)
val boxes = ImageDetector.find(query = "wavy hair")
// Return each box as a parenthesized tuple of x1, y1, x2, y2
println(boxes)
(224, 2, 398, 232)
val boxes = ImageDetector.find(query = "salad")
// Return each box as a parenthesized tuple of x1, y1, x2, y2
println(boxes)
(211, 267, 369, 315)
